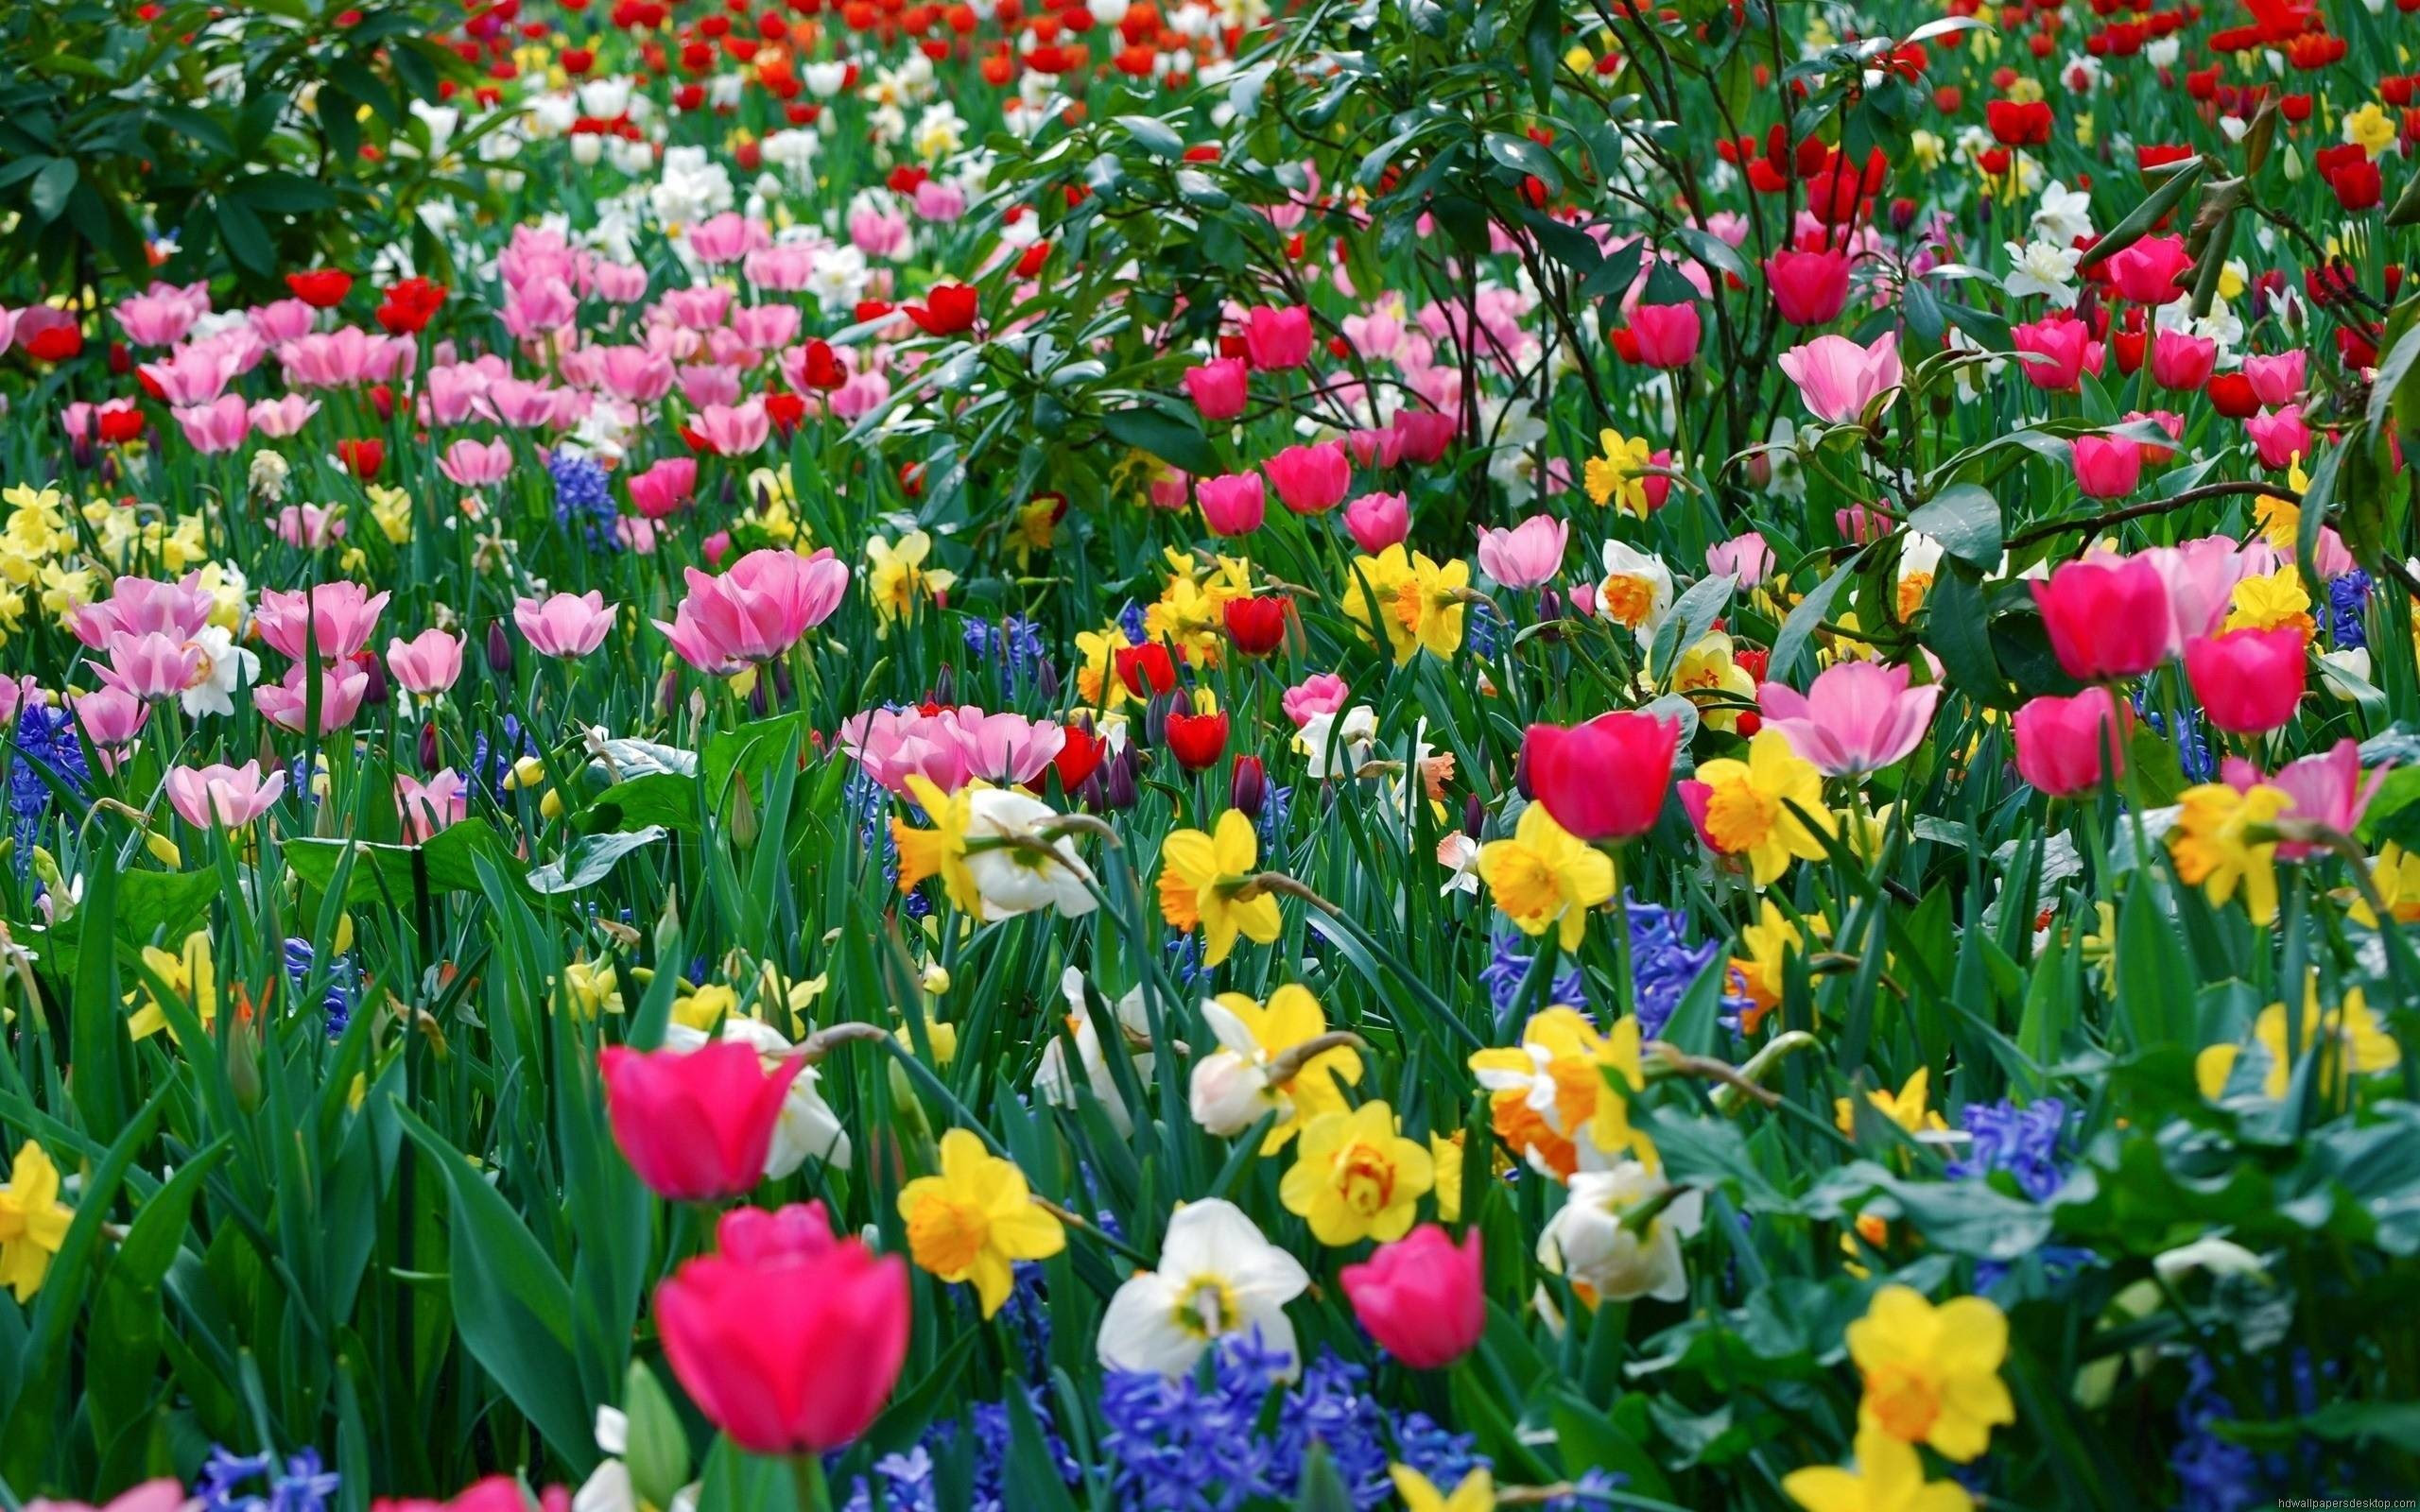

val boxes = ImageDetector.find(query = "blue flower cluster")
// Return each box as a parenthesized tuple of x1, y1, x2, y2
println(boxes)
(9, 700, 85, 874)
(1945, 1097, 2092, 1287)
(2169, 1353, 2261, 1512)
(963, 614, 1052, 699)
(841, 1383, 1078, 1512)
(2326, 569, 2371, 651)
(548, 449, 620, 551)
(196, 1446, 340, 1512)
(1479, 925, 1588, 1018)
(2134, 696, 2217, 784)
(284, 937, 360, 1038)
(1623, 892, 1736, 1040)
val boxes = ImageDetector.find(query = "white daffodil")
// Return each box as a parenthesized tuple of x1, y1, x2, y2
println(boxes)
(575, 1407, 699, 1512)
(1037, 967, 1157, 1136)
(960, 788, 1098, 919)
(1097, 1199, 1309, 1378)
(1187, 998, 1281, 1137)
(2031, 180, 2095, 245)
(181, 623, 257, 719)
(1537, 1159, 1704, 1303)
(2002, 238, 2083, 307)
(1596, 540, 1674, 646)
(1298, 704, 1376, 780)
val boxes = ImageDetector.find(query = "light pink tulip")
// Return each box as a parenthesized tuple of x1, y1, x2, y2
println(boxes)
(653, 548, 851, 674)
(514, 591, 615, 659)
(1758, 662, 1942, 777)
(165, 761, 286, 830)
(1476, 515, 1567, 589)
(387, 628, 466, 696)
(254, 582, 390, 663)
(1776, 332, 1902, 423)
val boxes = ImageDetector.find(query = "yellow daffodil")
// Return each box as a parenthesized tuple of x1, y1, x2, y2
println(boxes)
(1147, 572, 1243, 666)
(2196, 976, 2401, 1100)
(1668, 631, 1757, 731)
(2345, 101, 2397, 157)
(1278, 1100, 1434, 1246)
(671, 981, 740, 1032)
(1201, 985, 1362, 1151)
(2351, 842, 2420, 926)
(1730, 899, 1809, 1034)
(1583, 428, 1657, 515)
(0, 1142, 74, 1302)
(1469, 1008, 1651, 1178)
(1390, 1466, 1495, 1512)
(1009, 497, 1058, 570)
(1783, 1425, 1975, 1512)
(1477, 803, 1616, 950)
(1156, 809, 1282, 966)
(897, 1128, 1066, 1316)
(1073, 623, 1139, 710)
(1429, 1130, 1465, 1222)
(865, 528, 955, 626)
(2168, 781, 2290, 924)
(893, 774, 984, 916)
(1341, 545, 1467, 665)
(1845, 1285, 2014, 1463)
(2223, 567, 2315, 637)
(1685, 730, 1834, 885)
(129, 930, 215, 1042)
(560, 960, 621, 1017)
(1836, 1068, 1950, 1137)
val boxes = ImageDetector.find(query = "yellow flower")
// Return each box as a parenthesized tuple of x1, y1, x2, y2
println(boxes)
(1073, 624, 1138, 710)
(1783, 1426, 1975, 1512)
(896, 1128, 1066, 1316)
(893, 774, 984, 916)
(2350, 842, 2420, 927)
(1156, 809, 1282, 966)
(1009, 497, 1058, 570)
(368, 485, 414, 544)
(2196, 976, 2401, 1100)
(1845, 1285, 2014, 1462)
(1341, 545, 1467, 665)
(1583, 428, 1657, 515)
(1279, 1100, 1434, 1246)
(0, 1142, 74, 1302)
(1210, 985, 1362, 1150)
(865, 528, 955, 626)
(1730, 899, 1808, 1033)
(560, 960, 621, 1017)
(1668, 631, 1756, 731)
(2345, 101, 2397, 157)
(129, 930, 215, 1042)
(1469, 1008, 1652, 1178)
(1835, 1068, 1950, 1137)
(671, 982, 739, 1032)
(1429, 1130, 1465, 1222)
(1147, 573, 1242, 666)
(2223, 567, 2315, 636)
(2168, 782, 2290, 925)
(1477, 803, 1615, 950)
(1687, 730, 1834, 885)
(1390, 1466, 1495, 1512)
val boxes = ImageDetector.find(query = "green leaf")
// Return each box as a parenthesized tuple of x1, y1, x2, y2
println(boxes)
(527, 826, 669, 895)
(1481, 130, 1561, 193)
(2078, 159, 2204, 272)
(28, 157, 77, 223)
(1772, 555, 1856, 680)
(1114, 114, 1184, 160)
(283, 820, 536, 908)
(1906, 482, 2002, 566)
(1523, 0, 1561, 112)
(1099, 404, 1219, 476)
(622, 1361, 692, 1511)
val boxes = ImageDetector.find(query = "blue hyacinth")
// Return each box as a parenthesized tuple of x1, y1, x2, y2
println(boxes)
(1623, 891, 1734, 1040)
(284, 938, 359, 1038)
(9, 700, 84, 879)
(1479, 924, 1588, 1017)
(2326, 569, 2371, 650)
(548, 449, 621, 551)
(1946, 1097, 2093, 1286)
(197, 1447, 340, 1512)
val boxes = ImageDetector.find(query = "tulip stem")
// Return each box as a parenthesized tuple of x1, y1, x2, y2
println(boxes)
(786, 1452, 832, 1512)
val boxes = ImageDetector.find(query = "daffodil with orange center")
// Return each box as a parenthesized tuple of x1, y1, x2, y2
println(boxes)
(2168, 781, 2290, 925)
(1278, 1101, 1434, 1246)
(1477, 803, 1616, 950)
(1156, 809, 1283, 967)
(897, 1128, 1066, 1317)
(1682, 729, 1834, 885)
(1845, 1285, 2014, 1463)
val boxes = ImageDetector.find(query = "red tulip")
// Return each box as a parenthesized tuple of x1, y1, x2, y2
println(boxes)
(2184, 626, 2308, 734)
(906, 283, 978, 336)
(655, 1203, 909, 1453)
(1223, 595, 1288, 657)
(285, 269, 355, 309)
(1115, 643, 1176, 697)
(337, 438, 386, 480)
(598, 1041, 804, 1201)
(2031, 557, 2173, 680)
(1340, 1224, 1484, 1369)
(1523, 712, 1680, 841)
(1166, 710, 1230, 772)
(1985, 98, 2052, 145)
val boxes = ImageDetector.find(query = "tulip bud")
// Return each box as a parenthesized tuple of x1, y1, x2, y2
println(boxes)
(1033, 659, 1061, 701)
(485, 620, 513, 675)
(1143, 690, 1175, 748)
(931, 664, 955, 706)
(1462, 791, 1486, 838)
(771, 657, 795, 708)
(1230, 754, 1267, 817)
(419, 720, 441, 773)
(354, 650, 389, 708)
(1102, 746, 1139, 811)
(1512, 739, 1534, 801)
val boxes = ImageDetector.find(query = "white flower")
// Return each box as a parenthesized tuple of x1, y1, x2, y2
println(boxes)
(2003, 237, 2083, 307)
(665, 1021, 850, 1174)
(182, 625, 257, 720)
(762, 129, 821, 180)
(649, 146, 735, 230)
(912, 102, 966, 163)
(1297, 704, 1376, 781)
(1186, 999, 1285, 1137)
(1537, 1160, 1704, 1303)
(960, 788, 1098, 919)
(2153, 1235, 2268, 1285)
(1097, 1199, 1309, 1377)
(802, 60, 850, 98)
(1596, 541, 1674, 645)
(579, 77, 635, 118)
(1037, 968, 1156, 1136)
(576, 1407, 698, 1512)
(1435, 832, 1479, 896)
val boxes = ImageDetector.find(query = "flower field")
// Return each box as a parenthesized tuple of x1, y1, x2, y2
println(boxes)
(4, 0, 2420, 1506)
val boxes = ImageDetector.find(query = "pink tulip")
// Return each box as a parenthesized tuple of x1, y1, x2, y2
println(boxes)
(1343, 491, 1409, 553)
(2245, 405, 2312, 471)
(691, 400, 770, 457)
(1524, 713, 1680, 840)
(2185, 626, 2307, 735)
(1765, 246, 1851, 325)
(1241, 304, 1313, 370)
(1195, 472, 1267, 537)
(249, 394, 320, 438)
(1477, 515, 1567, 589)
(653, 548, 851, 675)
(2242, 739, 2381, 858)
(254, 663, 371, 734)
(594, 261, 650, 303)
(2031, 557, 2173, 680)
(679, 363, 744, 410)
(1183, 357, 1249, 421)
(1706, 531, 1775, 585)
(1282, 672, 1352, 729)
(837, 708, 973, 796)
(1264, 440, 1351, 515)
(600, 1041, 805, 1201)
(2012, 317, 2094, 391)
(596, 345, 676, 404)
(2013, 688, 2131, 797)
(1776, 332, 1902, 422)
(2070, 436, 2143, 499)
(396, 770, 470, 843)
(2241, 351, 2306, 408)
(97, 631, 203, 702)
(2148, 329, 2215, 392)
(387, 629, 466, 696)
(73, 575, 215, 649)
(254, 582, 390, 663)
(2104, 235, 2193, 305)
(1346, 426, 1404, 469)
(654, 1202, 908, 1453)
(113, 291, 200, 348)
(1340, 1224, 1483, 1370)
(627, 456, 699, 519)
(690, 211, 760, 264)
(1392, 408, 1456, 464)
(26, 1479, 188, 1512)
(438, 438, 513, 487)
(165, 761, 286, 830)
(172, 395, 251, 455)
(271, 504, 345, 549)
(514, 591, 615, 660)
(72, 687, 148, 770)
(1757, 661, 1942, 777)
(2144, 538, 2246, 644)
(1629, 302, 1703, 369)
